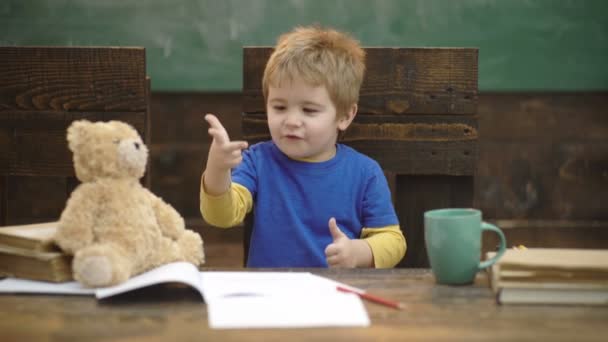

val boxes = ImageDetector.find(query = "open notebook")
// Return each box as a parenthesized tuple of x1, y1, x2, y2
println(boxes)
(0, 262, 370, 329)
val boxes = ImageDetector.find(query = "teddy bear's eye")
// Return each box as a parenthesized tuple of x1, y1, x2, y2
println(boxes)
(112, 139, 120, 144)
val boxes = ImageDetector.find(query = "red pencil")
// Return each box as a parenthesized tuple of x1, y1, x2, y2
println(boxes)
(336, 286, 404, 310)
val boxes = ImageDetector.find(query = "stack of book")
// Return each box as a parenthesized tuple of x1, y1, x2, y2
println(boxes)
(487, 248, 608, 305)
(0, 222, 72, 282)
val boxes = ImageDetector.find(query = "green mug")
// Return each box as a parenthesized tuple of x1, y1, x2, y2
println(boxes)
(424, 208, 506, 285)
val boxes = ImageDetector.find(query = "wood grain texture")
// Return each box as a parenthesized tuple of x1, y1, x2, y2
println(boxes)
(482, 220, 608, 255)
(150, 92, 608, 223)
(0, 47, 150, 225)
(0, 47, 146, 112)
(243, 47, 478, 115)
(5, 176, 69, 225)
(1, 269, 608, 341)
(395, 175, 474, 268)
(1, 111, 146, 177)
(243, 113, 477, 175)
(149, 91, 608, 268)
(477, 92, 608, 140)
(149, 92, 243, 219)
(476, 92, 608, 220)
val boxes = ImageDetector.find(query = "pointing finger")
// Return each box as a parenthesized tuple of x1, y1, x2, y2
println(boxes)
(205, 114, 230, 144)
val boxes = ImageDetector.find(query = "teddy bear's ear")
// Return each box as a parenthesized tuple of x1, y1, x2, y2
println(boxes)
(108, 120, 138, 136)
(67, 120, 92, 152)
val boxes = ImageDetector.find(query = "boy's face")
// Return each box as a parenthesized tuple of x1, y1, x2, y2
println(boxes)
(266, 76, 353, 162)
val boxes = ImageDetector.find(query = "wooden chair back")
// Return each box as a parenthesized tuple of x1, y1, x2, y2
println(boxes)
(0, 46, 151, 225)
(241, 47, 479, 267)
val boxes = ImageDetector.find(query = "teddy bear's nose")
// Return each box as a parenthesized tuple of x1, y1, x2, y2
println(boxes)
(134, 142, 140, 150)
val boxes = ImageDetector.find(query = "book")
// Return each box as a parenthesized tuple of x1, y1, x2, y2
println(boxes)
(0, 222, 71, 282)
(487, 248, 608, 305)
(0, 222, 61, 252)
(0, 262, 371, 329)
(0, 245, 72, 282)
(498, 287, 608, 305)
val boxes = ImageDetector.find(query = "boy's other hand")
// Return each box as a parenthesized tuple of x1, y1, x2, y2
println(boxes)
(325, 217, 357, 268)
(205, 113, 248, 171)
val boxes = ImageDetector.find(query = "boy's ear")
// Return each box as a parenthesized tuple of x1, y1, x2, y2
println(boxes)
(338, 104, 358, 131)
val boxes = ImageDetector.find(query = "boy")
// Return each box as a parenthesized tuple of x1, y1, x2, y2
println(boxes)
(200, 26, 406, 268)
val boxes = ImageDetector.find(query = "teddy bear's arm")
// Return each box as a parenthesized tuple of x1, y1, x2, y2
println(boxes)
(54, 184, 99, 254)
(146, 189, 186, 240)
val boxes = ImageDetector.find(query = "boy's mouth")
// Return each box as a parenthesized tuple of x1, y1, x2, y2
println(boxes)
(284, 134, 302, 140)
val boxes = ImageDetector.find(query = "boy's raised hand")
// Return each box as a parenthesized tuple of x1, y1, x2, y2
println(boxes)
(325, 217, 357, 268)
(204, 113, 248, 171)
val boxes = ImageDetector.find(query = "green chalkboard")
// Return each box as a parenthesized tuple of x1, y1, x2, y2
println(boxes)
(2, 0, 607, 91)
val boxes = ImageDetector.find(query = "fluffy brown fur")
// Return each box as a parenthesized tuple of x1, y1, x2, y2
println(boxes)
(55, 120, 204, 287)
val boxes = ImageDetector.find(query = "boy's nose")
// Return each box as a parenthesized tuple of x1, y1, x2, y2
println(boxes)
(284, 112, 302, 127)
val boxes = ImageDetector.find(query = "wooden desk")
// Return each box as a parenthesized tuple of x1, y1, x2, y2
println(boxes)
(1, 269, 607, 341)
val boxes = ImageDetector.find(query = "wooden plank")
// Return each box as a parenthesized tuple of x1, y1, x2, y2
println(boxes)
(243, 47, 478, 115)
(5, 176, 69, 225)
(150, 92, 243, 144)
(0, 111, 146, 177)
(0, 46, 151, 225)
(149, 91, 246, 220)
(242, 113, 478, 141)
(183, 218, 244, 268)
(479, 92, 608, 141)
(482, 220, 608, 256)
(149, 143, 209, 219)
(0, 47, 146, 112)
(150, 90, 608, 223)
(396, 175, 474, 268)
(350, 140, 476, 175)
(243, 113, 477, 175)
(476, 141, 608, 220)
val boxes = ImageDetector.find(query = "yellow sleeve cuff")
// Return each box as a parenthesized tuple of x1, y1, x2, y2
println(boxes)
(361, 225, 407, 268)
(200, 176, 253, 228)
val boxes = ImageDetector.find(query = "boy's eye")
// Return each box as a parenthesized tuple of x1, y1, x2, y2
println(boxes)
(303, 108, 317, 114)
(272, 105, 286, 111)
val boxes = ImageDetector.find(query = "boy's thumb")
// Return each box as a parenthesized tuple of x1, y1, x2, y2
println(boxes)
(328, 217, 346, 241)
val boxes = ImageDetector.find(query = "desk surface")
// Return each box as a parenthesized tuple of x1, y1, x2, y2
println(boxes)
(1, 268, 607, 341)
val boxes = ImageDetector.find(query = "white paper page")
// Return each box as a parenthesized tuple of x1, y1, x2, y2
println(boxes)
(308, 273, 364, 292)
(0, 278, 95, 295)
(200, 271, 311, 300)
(96, 261, 201, 299)
(208, 292, 370, 329)
(199, 271, 344, 303)
(200, 272, 370, 329)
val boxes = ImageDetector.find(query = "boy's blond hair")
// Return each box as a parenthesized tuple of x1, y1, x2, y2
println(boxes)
(262, 26, 366, 120)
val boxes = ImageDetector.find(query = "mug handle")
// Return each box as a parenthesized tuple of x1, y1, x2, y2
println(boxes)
(478, 222, 506, 270)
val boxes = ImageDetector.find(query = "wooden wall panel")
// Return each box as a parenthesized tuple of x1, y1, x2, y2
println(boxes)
(0, 47, 146, 112)
(6, 177, 69, 225)
(396, 176, 474, 268)
(1, 111, 146, 177)
(149, 91, 608, 267)
(482, 220, 608, 256)
(243, 47, 478, 115)
(243, 113, 478, 175)
(475, 93, 608, 220)
(0, 47, 149, 225)
(149, 92, 242, 219)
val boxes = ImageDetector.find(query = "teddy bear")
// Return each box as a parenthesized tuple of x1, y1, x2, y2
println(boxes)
(54, 120, 204, 288)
